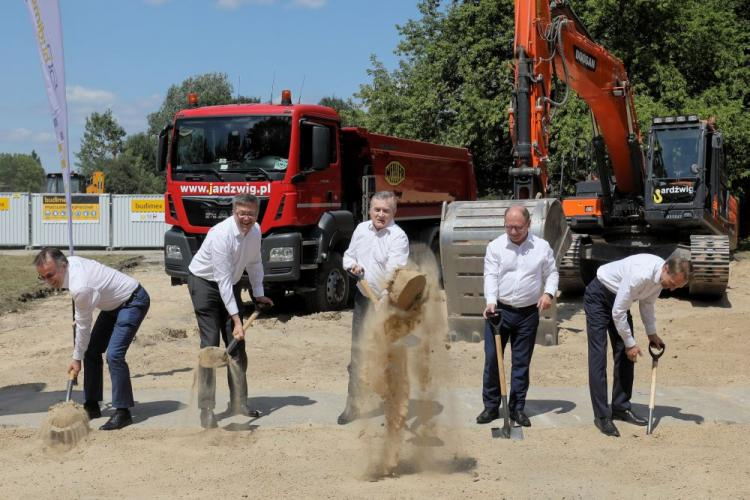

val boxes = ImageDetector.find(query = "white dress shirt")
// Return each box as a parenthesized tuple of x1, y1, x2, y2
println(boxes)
(188, 216, 265, 316)
(483, 233, 558, 308)
(596, 254, 664, 348)
(63, 256, 139, 361)
(343, 220, 409, 296)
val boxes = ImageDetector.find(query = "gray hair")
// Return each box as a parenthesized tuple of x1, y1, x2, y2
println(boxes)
(33, 247, 67, 268)
(371, 191, 397, 210)
(504, 205, 531, 224)
(233, 194, 259, 210)
(665, 248, 692, 281)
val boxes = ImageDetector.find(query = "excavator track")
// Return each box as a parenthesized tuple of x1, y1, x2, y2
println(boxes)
(689, 234, 730, 296)
(558, 233, 586, 293)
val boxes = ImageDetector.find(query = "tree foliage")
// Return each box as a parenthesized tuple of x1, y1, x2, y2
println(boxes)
(0, 153, 46, 192)
(357, 0, 749, 197)
(100, 132, 165, 194)
(76, 109, 126, 176)
(147, 73, 260, 136)
(318, 96, 366, 127)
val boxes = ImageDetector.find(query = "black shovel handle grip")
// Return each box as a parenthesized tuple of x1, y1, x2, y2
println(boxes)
(649, 342, 665, 360)
(488, 311, 502, 333)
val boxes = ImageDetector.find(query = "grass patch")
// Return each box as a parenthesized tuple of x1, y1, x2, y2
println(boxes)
(0, 253, 142, 316)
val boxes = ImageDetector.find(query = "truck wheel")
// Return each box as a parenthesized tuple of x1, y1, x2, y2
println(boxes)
(304, 252, 351, 312)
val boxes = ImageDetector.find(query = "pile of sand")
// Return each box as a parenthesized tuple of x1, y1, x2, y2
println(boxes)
(39, 401, 89, 448)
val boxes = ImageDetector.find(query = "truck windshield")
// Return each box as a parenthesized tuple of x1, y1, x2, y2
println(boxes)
(650, 128, 701, 179)
(173, 115, 292, 180)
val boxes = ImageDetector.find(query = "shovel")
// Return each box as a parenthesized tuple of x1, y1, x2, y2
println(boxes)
(646, 342, 665, 435)
(489, 313, 523, 440)
(198, 308, 263, 369)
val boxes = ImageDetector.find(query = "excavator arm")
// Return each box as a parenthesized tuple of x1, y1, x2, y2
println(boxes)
(510, 0, 645, 209)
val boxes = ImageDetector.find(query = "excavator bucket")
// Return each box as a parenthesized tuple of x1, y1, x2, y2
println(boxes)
(439, 198, 571, 344)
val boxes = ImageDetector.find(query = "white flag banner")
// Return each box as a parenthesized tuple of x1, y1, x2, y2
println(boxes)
(26, 0, 74, 253)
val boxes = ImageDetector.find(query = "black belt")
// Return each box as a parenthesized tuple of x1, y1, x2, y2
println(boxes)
(497, 302, 537, 313)
(123, 284, 143, 306)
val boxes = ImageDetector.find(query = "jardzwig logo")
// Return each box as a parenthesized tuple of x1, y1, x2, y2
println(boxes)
(385, 161, 406, 186)
(178, 183, 271, 195)
(653, 185, 694, 204)
(574, 47, 597, 71)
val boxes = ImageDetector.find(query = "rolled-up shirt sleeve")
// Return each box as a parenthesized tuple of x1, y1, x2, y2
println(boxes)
(638, 294, 658, 336)
(542, 246, 559, 297)
(246, 236, 265, 298)
(72, 287, 99, 360)
(612, 278, 637, 348)
(343, 226, 363, 271)
(212, 235, 240, 316)
(483, 243, 501, 305)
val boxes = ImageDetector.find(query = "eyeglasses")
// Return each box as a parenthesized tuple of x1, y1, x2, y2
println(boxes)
(505, 224, 527, 232)
(235, 211, 258, 218)
(38, 270, 56, 281)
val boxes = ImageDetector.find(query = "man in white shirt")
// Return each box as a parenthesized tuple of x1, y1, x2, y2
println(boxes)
(338, 191, 409, 424)
(585, 250, 691, 437)
(187, 194, 273, 429)
(34, 248, 150, 431)
(478, 205, 558, 427)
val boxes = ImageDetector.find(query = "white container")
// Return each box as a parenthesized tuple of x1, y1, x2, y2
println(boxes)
(31, 193, 111, 248)
(0, 193, 30, 247)
(111, 194, 167, 248)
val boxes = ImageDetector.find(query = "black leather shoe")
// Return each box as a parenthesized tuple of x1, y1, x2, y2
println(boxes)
(475, 407, 499, 424)
(337, 407, 358, 425)
(230, 404, 261, 418)
(83, 401, 101, 420)
(612, 408, 648, 426)
(509, 410, 531, 427)
(200, 408, 218, 429)
(594, 417, 620, 437)
(99, 409, 132, 431)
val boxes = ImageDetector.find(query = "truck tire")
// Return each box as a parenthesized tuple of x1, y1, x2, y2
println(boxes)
(304, 252, 351, 313)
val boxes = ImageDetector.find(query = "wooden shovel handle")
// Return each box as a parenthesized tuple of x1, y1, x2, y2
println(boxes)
(226, 309, 264, 355)
(358, 279, 380, 303)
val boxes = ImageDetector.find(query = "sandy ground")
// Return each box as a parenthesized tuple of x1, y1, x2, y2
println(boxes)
(1, 251, 749, 498)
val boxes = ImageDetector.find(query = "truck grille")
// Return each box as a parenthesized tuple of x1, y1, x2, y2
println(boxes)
(182, 196, 268, 227)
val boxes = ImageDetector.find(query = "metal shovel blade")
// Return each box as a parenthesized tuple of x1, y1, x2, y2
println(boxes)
(491, 396, 524, 440)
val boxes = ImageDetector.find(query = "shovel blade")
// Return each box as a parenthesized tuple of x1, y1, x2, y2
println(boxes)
(491, 424, 524, 440)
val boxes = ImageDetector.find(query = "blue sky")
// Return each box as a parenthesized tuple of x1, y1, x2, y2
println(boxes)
(0, 0, 420, 173)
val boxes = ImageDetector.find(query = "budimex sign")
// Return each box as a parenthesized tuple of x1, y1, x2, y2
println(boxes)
(130, 199, 165, 222)
(42, 195, 99, 223)
(385, 161, 406, 186)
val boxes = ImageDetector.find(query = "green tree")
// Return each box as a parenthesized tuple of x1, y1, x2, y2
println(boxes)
(318, 96, 367, 127)
(147, 73, 260, 136)
(101, 153, 164, 194)
(30, 149, 42, 166)
(0, 153, 46, 192)
(76, 109, 126, 176)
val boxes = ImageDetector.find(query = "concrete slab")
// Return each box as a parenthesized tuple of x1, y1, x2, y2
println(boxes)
(1, 384, 749, 430)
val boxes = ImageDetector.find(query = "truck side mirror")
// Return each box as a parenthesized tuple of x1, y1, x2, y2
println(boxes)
(312, 126, 330, 171)
(156, 124, 173, 172)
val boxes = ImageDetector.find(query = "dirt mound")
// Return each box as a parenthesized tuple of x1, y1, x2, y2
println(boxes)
(39, 401, 90, 449)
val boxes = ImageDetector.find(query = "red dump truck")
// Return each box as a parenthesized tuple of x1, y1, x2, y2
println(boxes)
(157, 90, 477, 311)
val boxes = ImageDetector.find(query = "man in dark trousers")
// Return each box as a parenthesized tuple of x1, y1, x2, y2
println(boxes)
(187, 194, 273, 429)
(338, 191, 409, 425)
(478, 205, 558, 427)
(34, 248, 150, 430)
(585, 250, 691, 437)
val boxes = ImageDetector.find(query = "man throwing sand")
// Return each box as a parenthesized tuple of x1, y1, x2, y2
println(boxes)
(187, 194, 273, 429)
(34, 248, 150, 430)
(338, 191, 409, 425)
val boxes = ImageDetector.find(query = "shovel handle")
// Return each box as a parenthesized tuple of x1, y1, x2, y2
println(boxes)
(357, 279, 380, 303)
(649, 342, 665, 360)
(490, 313, 508, 397)
(226, 309, 263, 356)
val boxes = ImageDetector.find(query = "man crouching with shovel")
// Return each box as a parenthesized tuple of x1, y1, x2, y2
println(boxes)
(34, 247, 151, 430)
(187, 194, 273, 429)
(338, 191, 409, 425)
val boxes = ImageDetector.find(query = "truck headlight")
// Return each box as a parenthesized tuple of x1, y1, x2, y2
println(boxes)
(165, 244, 183, 260)
(269, 247, 294, 263)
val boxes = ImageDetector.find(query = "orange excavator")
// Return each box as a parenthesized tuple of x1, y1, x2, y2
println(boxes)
(440, 0, 738, 342)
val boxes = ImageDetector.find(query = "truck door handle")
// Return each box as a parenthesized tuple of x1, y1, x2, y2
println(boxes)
(326, 191, 333, 202)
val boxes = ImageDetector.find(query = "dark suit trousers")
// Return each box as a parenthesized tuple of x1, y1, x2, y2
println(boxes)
(482, 303, 539, 412)
(188, 274, 248, 410)
(584, 277, 635, 419)
(344, 289, 370, 408)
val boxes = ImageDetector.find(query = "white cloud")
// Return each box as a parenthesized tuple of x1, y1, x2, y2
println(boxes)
(66, 85, 116, 106)
(216, 0, 276, 10)
(291, 0, 325, 8)
(0, 128, 55, 143)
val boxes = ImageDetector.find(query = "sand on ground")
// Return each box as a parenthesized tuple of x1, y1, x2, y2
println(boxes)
(1, 251, 749, 498)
